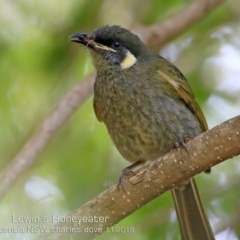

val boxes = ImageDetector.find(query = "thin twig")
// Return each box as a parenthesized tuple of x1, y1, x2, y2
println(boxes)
(134, 0, 225, 49)
(0, 73, 95, 200)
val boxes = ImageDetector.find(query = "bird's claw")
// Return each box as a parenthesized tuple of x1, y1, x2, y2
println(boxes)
(175, 135, 192, 154)
(117, 168, 134, 193)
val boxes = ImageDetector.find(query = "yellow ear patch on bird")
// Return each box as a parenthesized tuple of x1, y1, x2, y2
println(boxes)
(120, 51, 137, 69)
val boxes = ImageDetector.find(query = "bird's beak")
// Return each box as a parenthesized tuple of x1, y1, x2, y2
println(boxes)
(69, 33, 116, 52)
(69, 33, 91, 45)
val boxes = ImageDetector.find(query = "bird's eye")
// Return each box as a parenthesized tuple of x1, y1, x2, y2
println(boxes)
(112, 42, 121, 49)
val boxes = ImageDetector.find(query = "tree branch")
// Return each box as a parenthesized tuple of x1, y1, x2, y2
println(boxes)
(0, 73, 95, 200)
(0, 0, 225, 201)
(134, 0, 225, 50)
(35, 115, 240, 240)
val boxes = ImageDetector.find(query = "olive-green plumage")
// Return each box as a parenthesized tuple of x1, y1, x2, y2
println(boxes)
(94, 53, 205, 162)
(69, 25, 214, 240)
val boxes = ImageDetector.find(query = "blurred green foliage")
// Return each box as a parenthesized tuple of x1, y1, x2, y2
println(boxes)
(0, 0, 240, 239)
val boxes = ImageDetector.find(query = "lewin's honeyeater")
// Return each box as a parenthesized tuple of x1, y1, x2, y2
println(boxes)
(69, 25, 215, 240)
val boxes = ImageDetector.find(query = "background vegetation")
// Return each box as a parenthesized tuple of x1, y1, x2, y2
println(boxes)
(0, 0, 240, 239)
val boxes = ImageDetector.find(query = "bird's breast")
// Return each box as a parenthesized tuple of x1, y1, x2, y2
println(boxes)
(93, 71, 201, 163)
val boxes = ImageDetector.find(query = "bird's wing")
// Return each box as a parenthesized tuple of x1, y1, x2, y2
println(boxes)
(157, 66, 208, 131)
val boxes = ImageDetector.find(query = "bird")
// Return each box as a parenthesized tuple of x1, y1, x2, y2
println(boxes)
(69, 25, 214, 240)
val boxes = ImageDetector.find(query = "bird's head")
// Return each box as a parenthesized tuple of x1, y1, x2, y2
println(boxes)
(69, 25, 151, 71)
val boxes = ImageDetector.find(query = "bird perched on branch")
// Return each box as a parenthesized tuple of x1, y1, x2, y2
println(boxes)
(69, 25, 214, 240)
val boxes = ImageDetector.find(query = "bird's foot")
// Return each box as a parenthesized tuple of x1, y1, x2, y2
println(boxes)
(117, 160, 146, 193)
(175, 135, 192, 154)
(117, 167, 134, 193)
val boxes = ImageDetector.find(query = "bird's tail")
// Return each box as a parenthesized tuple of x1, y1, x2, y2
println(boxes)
(171, 178, 215, 240)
